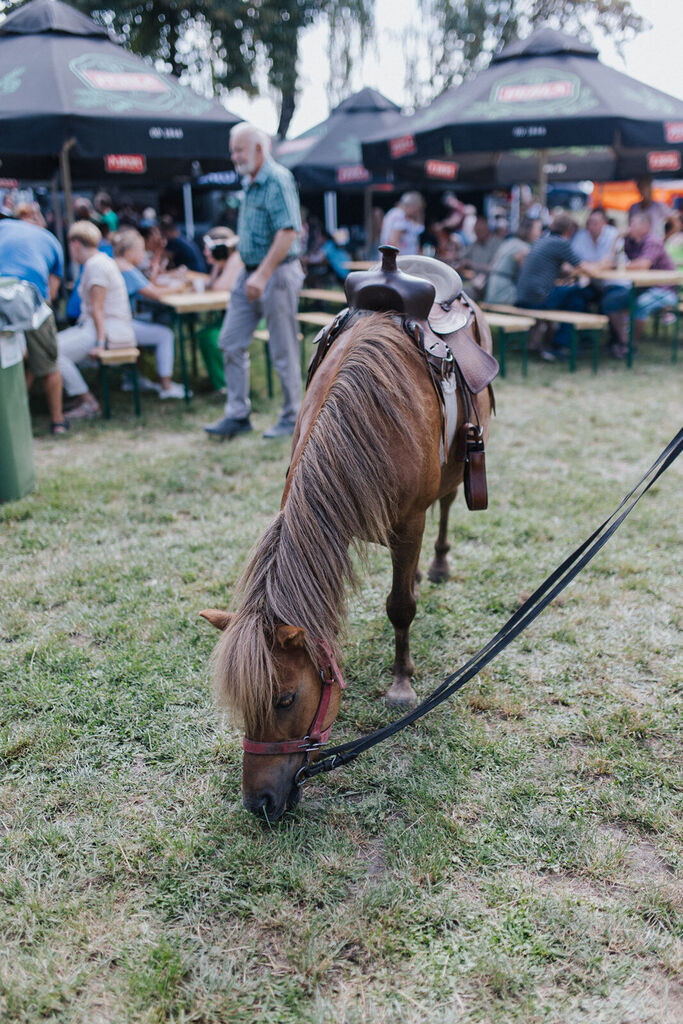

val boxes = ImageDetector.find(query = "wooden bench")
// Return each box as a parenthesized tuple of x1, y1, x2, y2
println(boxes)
(482, 311, 537, 378)
(482, 303, 608, 372)
(298, 288, 347, 305)
(90, 346, 141, 418)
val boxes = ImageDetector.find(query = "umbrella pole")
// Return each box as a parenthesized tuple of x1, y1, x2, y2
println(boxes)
(59, 138, 76, 227)
(537, 149, 548, 208)
(183, 182, 195, 240)
(51, 172, 65, 255)
(323, 191, 338, 234)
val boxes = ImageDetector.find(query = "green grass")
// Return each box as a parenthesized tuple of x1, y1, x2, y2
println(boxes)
(1, 335, 681, 1023)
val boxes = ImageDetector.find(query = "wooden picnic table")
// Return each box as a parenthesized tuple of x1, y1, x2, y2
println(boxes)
(344, 261, 376, 271)
(588, 268, 682, 367)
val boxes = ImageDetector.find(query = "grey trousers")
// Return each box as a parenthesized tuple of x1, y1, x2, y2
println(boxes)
(219, 261, 304, 422)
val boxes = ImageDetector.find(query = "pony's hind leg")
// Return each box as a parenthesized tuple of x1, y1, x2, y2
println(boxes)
(428, 491, 456, 583)
(386, 513, 425, 708)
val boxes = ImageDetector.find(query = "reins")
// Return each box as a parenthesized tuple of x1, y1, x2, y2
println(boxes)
(295, 427, 682, 787)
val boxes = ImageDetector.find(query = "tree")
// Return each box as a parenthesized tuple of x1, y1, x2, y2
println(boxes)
(404, 0, 647, 107)
(0, 0, 374, 138)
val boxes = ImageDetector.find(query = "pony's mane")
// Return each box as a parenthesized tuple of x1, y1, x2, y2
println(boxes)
(213, 314, 429, 734)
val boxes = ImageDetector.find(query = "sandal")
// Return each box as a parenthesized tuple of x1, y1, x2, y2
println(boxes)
(50, 421, 70, 436)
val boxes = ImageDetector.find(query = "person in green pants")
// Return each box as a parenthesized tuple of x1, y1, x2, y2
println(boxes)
(197, 228, 242, 392)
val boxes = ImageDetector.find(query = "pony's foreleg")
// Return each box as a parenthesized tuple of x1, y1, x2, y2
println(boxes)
(386, 513, 425, 708)
(428, 491, 456, 583)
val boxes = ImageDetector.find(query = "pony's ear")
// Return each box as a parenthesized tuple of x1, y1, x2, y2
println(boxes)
(199, 609, 234, 631)
(276, 624, 307, 649)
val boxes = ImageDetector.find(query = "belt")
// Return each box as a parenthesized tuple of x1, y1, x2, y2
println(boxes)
(244, 255, 298, 272)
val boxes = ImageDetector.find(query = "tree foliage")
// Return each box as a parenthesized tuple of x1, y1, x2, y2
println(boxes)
(405, 0, 647, 106)
(0, 0, 374, 137)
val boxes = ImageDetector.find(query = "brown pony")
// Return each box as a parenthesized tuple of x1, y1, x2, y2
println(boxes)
(202, 310, 492, 820)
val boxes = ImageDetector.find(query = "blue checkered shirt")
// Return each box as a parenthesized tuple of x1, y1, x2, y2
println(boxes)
(237, 157, 302, 267)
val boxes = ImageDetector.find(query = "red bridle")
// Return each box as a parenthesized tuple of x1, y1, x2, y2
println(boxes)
(242, 639, 346, 756)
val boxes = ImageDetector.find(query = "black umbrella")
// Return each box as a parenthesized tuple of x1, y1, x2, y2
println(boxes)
(276, 88, 404, 191)
(362, 28, 683, 188)
(0, 0, 240, 188)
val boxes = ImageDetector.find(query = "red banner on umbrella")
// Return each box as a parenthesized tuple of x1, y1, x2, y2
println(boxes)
(425, 159, 459, 180)
(647, 151, 681, 172)
(337, 164, 371, 184)
(390, 135, 416, 158)
(104, 154, 147, 174)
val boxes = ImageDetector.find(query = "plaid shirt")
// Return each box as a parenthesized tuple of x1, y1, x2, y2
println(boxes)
(237, 157, 302, 267)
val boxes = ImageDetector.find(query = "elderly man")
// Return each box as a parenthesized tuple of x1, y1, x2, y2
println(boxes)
(0, 203, 67, 434)
(602, 212, 677, 357)
(571, 207, 618, 264)
(460, 215, 502, 299)
(205, 122, 304, 440)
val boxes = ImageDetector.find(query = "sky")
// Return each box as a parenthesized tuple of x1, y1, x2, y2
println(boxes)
(225, 0, 683, 138)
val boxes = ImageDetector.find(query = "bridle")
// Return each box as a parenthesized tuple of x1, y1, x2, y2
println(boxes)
(242, 639, 346, 759)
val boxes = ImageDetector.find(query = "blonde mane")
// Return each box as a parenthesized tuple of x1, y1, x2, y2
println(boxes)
(212, 314, 429, 735)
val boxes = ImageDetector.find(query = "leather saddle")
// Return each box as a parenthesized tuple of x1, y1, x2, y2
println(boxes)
(344, 247, 498, 395)
(307, 246, 497, 510)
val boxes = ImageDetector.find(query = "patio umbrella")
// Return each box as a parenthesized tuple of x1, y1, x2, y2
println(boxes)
(276, 88, 404, 191)
(0, 0, 240, 192)
(362, 28, 683, 189)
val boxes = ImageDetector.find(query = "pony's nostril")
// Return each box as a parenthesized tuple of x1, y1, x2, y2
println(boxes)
(243, 790, 281, 821)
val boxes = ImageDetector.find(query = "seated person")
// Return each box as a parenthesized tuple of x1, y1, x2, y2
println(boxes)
(195, 227, 244, 393)
(628, 177, 670, 239)
(56, 221, 136, 419)
(459, 216, 502, 300)
(305, 229, 350, 284)
(204, 227, 243, 291)
(485, 216, 542, 305)
(139, 223, 168, 279)
(113, 228, 186, 398)
(159, 214, 205, 272)
(571, 207, 618, 264)
(601, 212, 677, 357)
(0, 203, 67, 434)
(516, 213, 600, 357)
(664, 211, 683, 269)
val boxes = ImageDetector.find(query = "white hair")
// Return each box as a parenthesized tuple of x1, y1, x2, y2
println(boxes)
(230, 122, 271, 157)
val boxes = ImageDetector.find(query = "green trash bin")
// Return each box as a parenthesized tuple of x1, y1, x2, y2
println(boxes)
(0, 278, 40, 503)
(0, 330, 35, 502)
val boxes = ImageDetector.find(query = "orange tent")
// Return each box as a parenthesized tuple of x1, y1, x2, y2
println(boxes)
(591, 181, 683, 211)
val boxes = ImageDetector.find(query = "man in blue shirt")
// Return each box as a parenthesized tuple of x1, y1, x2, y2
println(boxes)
(205, 122, 304, 439)
(571, 208, 618, 263)
(0, 206, 67, 434)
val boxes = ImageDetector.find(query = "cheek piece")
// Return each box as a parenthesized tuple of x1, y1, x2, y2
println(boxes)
(242, 639, 346, 757)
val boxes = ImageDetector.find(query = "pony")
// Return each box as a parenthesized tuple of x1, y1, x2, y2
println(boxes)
(202, 308, 493, 820)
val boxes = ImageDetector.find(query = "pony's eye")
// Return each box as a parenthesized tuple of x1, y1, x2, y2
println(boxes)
(275, 692, 296, 709)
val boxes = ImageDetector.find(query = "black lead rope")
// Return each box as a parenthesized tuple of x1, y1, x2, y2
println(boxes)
(297, 428, 682, 784)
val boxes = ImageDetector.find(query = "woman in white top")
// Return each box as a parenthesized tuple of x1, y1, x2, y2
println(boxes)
(57, 220, 136, 419)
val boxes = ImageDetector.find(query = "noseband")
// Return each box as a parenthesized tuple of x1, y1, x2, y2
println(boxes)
(242, 639, 346, 757)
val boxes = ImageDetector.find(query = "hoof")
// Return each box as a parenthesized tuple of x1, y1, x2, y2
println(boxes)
(427, 562, 450, 584)
(385, 684, 418, 708)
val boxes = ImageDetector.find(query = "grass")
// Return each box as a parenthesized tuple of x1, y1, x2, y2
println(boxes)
(1, 334, 681, 1023)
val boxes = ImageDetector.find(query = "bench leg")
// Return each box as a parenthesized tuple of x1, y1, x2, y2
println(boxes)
(627, 286, 637, 369)
(568, 326, 577, 373)
(132, 364, 141, 417)
(672, 292, 679, 363)
(496, 328, 506, 378)
(591, 331, 600, 374)
(172, 311, 191, 405)
(263, 340, 274, 398)
(99, 362, 111, 419)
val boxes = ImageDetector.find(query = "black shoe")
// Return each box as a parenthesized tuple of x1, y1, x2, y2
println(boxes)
(204, 416, 253, 439)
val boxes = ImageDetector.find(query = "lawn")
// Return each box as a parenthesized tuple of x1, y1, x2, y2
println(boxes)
(1, 337, 681, 1023)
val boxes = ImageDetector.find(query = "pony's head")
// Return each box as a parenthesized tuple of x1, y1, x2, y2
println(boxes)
(201, 609, 344, 822)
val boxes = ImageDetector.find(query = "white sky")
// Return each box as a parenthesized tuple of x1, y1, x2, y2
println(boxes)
(225, 0, 683, 138)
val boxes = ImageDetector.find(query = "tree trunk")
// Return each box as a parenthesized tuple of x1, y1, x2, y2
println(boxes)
(277, 91, 296, 140)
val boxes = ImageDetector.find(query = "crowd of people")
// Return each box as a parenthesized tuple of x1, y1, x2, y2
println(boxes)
(376, 176, 681, 361)
(1, 162, 681, 439)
